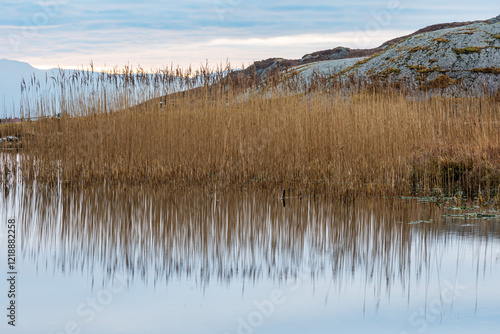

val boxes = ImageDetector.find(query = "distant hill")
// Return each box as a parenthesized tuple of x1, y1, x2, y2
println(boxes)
(0, 59, 58, 119)
(0, 59, 189, 119)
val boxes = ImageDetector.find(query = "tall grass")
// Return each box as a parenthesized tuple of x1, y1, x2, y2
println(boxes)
(1, 62, 500, 197)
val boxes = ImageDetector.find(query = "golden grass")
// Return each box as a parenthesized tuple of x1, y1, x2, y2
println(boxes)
(2, 64, 500, 197)
(433, 37, 450, 43)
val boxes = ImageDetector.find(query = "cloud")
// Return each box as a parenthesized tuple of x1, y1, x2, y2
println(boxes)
(207, 30, 412, 48)
(0, 0, 497, 69)
(265, 5, 343, 11)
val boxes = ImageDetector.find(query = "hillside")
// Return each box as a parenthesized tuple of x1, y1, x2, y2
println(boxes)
(345, 18, 500, 89)
(0, 59, 56, 119)
(3, 15, 500, 119)
(251, 15, 500, 89)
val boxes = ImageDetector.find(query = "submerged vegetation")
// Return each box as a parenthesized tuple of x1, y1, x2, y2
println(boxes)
(1, 62, 500, 199)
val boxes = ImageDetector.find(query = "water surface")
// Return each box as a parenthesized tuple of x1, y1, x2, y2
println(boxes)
(1, 186, 499, 333)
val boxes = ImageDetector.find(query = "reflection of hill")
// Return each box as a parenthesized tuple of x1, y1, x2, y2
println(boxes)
(7, 186, 498, 288)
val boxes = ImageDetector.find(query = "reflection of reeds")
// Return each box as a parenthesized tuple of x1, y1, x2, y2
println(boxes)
(1, 64, 500, 196)
(9, 186, 495, 293)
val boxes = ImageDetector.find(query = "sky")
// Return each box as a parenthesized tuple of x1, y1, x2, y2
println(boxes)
(0, 0, 498, 70)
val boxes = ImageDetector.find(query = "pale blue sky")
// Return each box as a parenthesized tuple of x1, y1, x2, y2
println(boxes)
(0, 0, 498, 69)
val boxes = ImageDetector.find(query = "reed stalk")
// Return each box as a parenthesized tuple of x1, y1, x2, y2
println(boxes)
(1, 63, 499, 197)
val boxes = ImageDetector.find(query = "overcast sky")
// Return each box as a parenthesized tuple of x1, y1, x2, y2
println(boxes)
(0, 0, 498, 70)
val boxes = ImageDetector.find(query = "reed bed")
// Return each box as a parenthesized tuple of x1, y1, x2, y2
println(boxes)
(1, 63, 500, 197)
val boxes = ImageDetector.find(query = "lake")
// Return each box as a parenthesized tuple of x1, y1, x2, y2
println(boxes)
(1, 185, 499, 333)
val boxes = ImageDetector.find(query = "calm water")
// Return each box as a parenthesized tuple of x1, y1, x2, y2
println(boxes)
(1, 186, 499, 334)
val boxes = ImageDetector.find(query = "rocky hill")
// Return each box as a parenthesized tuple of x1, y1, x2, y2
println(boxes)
(344, 17, 500, 89)
(250, 15, 500, 89)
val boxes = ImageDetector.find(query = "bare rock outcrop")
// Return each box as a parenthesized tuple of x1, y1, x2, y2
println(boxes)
(344, 20, 500, 89)
(249, 15, 500, 89)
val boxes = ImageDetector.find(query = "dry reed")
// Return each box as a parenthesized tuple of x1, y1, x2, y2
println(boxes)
(1, 63, 500, 197)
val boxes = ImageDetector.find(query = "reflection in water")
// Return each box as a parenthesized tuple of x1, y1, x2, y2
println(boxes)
(2, 186, 500, 334)
(5, 185, 498, 299)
